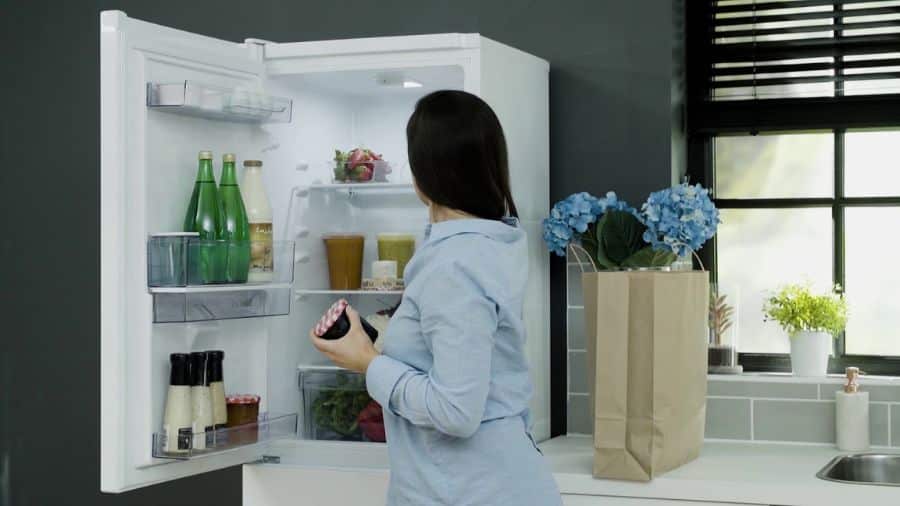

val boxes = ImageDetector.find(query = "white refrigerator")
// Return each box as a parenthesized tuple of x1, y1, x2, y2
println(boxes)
(99, 10, 550, 502)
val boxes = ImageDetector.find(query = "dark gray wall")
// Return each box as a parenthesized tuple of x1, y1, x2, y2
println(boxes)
(1, 1, 680, 505)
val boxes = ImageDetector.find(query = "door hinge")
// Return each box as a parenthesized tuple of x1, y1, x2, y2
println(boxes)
(257, 454, 281, 464)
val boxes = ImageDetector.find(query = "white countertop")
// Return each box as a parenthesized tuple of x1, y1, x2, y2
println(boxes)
(541, 436, 900, 506)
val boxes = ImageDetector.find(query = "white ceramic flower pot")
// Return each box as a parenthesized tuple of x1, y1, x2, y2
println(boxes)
(790, 331, 832, 377)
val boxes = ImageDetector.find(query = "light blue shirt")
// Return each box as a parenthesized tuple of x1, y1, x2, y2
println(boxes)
(366, 218, 562, 506)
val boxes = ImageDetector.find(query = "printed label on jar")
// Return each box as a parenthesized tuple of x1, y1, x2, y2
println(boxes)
(178, 427, 192, 450)
(249, 222, 273, 272)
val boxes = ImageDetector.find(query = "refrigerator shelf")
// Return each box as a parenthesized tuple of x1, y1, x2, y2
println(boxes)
(295, 289, 403, 296)
(146, 81, 293, 123)
(152, 412, 298, 460)
(307, 182, 415, 194)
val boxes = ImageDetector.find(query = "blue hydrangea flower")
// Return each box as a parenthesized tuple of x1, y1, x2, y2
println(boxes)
(640, 183, 720, 257)
(542, 191, 636, 256)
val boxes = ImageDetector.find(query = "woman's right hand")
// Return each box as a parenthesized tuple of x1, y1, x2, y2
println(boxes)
(310, 305, 379, 374)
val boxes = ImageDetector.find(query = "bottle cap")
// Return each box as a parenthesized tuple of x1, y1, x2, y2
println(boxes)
(222, 153, 236, 163)
(205, 350, 224, 382)
(199, 150, 213, 160)
(243, 160, 263, 167)
(169, 353, 190, 386)
(844, 367, 861, 394)
(189, 351, 209, 386)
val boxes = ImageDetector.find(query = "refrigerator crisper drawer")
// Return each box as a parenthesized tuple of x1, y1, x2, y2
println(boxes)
(152, 412, 298, 460)
(146, 81, 293, 123)
(299, 367, 386, 443)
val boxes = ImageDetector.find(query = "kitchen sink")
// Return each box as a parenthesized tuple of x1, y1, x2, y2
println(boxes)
(817, 454, 900, 487)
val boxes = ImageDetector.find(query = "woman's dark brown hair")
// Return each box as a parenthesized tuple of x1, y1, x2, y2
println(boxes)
(406, 90, 518, 219)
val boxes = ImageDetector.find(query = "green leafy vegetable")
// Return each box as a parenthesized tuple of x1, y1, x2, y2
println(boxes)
(311, 375, 372, 438)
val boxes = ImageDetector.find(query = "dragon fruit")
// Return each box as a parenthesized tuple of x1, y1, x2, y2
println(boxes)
(334, 148, 383, 182)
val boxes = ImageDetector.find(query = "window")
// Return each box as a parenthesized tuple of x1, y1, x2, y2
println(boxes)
(687, 1, 900, 373)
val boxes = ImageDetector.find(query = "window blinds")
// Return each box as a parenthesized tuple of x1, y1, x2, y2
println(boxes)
(708, 0, 900, 100)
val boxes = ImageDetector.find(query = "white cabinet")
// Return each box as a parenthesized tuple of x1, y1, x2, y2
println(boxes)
(99, 10, 549, 494)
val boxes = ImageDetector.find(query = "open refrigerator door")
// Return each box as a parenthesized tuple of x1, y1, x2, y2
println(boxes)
(101, 10, 548, 496)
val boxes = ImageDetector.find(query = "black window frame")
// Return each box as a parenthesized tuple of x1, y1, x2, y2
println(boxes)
(686, 1, 900, 376)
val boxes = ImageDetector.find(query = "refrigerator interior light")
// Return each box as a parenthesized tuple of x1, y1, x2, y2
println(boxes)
(376, 73, 423, 89)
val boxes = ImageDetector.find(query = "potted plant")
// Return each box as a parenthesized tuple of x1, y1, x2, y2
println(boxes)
(763, 284, 848, 377)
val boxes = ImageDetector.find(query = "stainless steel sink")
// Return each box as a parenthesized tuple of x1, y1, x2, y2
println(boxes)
(817, 454, 900, 487)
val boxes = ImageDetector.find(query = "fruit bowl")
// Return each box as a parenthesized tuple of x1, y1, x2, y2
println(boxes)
(333, 148, 391, 183)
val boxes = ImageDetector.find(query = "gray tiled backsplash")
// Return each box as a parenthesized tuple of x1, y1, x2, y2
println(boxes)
(892, 405, 900, 447)
(754, 400, 836, 443)
(568, 352, 589, 394)
(819, 384, 900, 403)
(707, 380, 818, 399)
(565, 267, 900, 446)
(567, 395, 591, 435)
(871, 403, 890, 447)
(567, 265, 584, 306)
(705, 398, 752, 440)
(567, 307, 586, 350)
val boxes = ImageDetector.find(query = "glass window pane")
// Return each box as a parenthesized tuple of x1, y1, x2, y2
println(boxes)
(845, 207, 900, 356)
(715, 133, 834, 199)
(717, 208, 833, 353)
(844, 130, 900, 197)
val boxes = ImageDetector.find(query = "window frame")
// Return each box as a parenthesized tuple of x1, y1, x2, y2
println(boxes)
(686, 0, 900, 376)
(691, 130, 900, 375)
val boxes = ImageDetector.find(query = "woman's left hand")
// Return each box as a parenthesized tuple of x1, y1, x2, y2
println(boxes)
(309, 305, 379, 373)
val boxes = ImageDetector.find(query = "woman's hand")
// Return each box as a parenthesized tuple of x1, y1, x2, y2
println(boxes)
(310, 305, 379, 374)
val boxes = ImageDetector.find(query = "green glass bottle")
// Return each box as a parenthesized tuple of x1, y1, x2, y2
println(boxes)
(220, 153, 250, 283)
(183, 150, 226, 284)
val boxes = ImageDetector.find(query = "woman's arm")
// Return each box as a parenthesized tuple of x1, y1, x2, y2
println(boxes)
(366, 263, 498, 438)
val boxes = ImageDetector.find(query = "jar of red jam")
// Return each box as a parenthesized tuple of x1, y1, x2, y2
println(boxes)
(225, 394, 260, 444)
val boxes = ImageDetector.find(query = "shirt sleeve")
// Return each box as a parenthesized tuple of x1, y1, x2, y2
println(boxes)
(365, 262, 497, 438)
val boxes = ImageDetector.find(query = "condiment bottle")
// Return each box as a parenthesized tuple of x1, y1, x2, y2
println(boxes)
(242, 160, 273, 282)
(313, 299, 378, 342)
(207, 350, 227, 429)
(162, 353, 193, 453)
(836, 366, 870, 452)
(189, 352, 214, 450)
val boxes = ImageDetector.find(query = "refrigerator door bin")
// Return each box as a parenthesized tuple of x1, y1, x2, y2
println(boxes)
(152, 412, 298, 460)
(151, 283, 292, 322)
(148, 237, 295, 287)
(146, 81, 293, 123)
(298, 367, 385, 443)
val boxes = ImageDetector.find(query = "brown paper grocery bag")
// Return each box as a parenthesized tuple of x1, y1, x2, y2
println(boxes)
(582, 270, 708, 481)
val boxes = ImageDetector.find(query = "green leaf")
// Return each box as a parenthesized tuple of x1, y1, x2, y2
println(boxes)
(590, 214, 619, 270)
(598, 210, 645, 265)
(620, 246, 677, 268)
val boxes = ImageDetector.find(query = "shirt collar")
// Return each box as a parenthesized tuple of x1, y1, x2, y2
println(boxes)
(424, 216, 520, 243)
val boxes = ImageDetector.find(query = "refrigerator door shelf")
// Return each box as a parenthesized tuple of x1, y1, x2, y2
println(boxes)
(146, 81, 293, 123)
(152, 412, 298, 460)
(148, 238, 295, 288)
(151, 284, 292, 323)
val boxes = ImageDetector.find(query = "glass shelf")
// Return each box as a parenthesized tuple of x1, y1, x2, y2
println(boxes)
(146, 81, 293, 123)
(152, 412, 297, 460)
(295, 289, 403, 296)
(148, 236, 295, 323)
(307, 182, 415, 194)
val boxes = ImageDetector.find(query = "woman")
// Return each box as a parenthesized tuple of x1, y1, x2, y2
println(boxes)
(310, 90, 562, 506)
